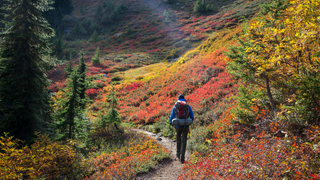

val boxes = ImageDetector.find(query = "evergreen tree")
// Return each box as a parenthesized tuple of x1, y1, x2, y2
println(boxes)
(55, 70, 81, 140)
(0, 0, 55, 143)
(77, 50, 87, 109)
(89, 30, 99, 43)
(100, 86, 121, 130)
(193, 0, 214, 13)
(91, 46, 100, 65)
(43, 0, 73, 28)
(53, 37, 63, 57)
(54, 52, 87, 140)
(94, 4, 103, 21)
(65, 61, 73, 76)
(80, 4, 85, 15)
(73, 20, 87, 35)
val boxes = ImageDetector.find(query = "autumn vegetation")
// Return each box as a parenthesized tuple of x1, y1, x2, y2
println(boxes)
(1, 0, 320, 179)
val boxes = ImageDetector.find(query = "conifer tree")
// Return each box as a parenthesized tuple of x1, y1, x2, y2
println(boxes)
(43, 0, 73, 28)
(54, 52, 87, 139)
(0, 0, 55, 143)
(77, 50, 87, 109)
(91, 46, 100, 65)
(80, 4, 85, 15)
(100, 86, 121, 130)
(54, 37, 63, 57)
(55, 69, 81, 140)
(65, 61, 73, 76)
(90, 30, 99, 43)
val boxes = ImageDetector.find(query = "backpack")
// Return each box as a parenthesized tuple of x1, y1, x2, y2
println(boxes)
(174, 100, 190, 119)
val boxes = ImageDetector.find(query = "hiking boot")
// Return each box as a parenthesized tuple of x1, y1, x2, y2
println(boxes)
(181, 156, 185, 163)
(176, 154, 180, 160)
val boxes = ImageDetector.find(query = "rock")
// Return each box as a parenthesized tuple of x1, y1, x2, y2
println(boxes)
(157, 137, 162, 141)
(274, 130, 287, 138)
(152, 134, 156, 136)
(173, 140, 176, 142)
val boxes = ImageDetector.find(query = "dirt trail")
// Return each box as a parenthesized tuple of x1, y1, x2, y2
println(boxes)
(133, 129, 189, 180)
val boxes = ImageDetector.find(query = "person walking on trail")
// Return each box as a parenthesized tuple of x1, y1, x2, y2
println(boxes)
(170, 94, 194, 163)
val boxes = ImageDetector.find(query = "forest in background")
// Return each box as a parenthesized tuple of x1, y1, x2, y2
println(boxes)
(0, 0, 320, 179)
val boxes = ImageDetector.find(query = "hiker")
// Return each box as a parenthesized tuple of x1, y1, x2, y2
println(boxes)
(170, 94, 194, 163)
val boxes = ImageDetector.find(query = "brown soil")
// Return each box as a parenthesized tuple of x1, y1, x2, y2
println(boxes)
(133, 129, 189, 180)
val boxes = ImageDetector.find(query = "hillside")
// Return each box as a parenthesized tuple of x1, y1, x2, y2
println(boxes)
(47, 0, 263, 86)
(1, 0, 320, 179)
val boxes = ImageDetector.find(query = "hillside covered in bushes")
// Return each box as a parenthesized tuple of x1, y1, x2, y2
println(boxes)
(1, 0, 320, 179)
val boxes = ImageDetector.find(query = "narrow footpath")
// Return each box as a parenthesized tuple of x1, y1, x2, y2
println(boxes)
(133, 129, 189, 180)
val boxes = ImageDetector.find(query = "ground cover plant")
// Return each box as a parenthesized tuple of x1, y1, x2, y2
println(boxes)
(84, 134, 170, 179)
(2, 0, 320, 179)
(0, 128, 169, 179)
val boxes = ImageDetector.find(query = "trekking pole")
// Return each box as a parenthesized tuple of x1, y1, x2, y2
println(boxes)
(171, 136, 173, 157)
(187, 129, 190, 161)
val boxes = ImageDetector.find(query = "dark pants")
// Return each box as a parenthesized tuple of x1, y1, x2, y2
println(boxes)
(175, 127, 189, 160)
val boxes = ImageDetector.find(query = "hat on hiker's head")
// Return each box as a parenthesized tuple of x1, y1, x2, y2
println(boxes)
(178, 94, 185, 100)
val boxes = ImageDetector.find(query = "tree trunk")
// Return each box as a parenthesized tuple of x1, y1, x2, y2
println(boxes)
(265, 75, 277, 116)
(114, 123, 119, 130)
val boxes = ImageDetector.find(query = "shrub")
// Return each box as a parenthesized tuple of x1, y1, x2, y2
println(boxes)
(111, 76, 123, 82)
(109, 69, 118, 73)
(0, 133, 77, 179)
(188, 126, 213, 153)
(86, 88, 99, 99)
(194, 0, 215, 13)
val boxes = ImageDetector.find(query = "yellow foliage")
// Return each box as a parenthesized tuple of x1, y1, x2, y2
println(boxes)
(122, 63, 167, 81)
(246, 0, 320, 79)
(0, 133, 76, 179)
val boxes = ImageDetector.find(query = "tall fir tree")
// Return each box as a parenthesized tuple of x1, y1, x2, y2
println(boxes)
(77, 50, 87, 109)
(55, 70, 81, 140)
(54, 53, 87, 140)
(0, 0, 55, 143)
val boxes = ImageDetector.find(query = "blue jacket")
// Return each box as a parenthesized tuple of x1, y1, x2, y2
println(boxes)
(170, 99, 194, 128)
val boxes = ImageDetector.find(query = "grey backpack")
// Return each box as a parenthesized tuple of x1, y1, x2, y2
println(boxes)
(172, 101, 193, 126)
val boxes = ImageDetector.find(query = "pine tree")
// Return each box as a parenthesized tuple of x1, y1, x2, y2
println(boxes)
(0, 0, 55, 143)
(94, 4, 103, 21)
(91, 46, 100, 65)
(77, 50, 87, 109)
(80, 4, 85, 15)
(54, 37, 63, 57)
(55, 70, 81, 140)
(54, 52, 87, 140)
(65, 61, 73, 76)
(89, 30, 99, 43)
(100, 86, 121, 130)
